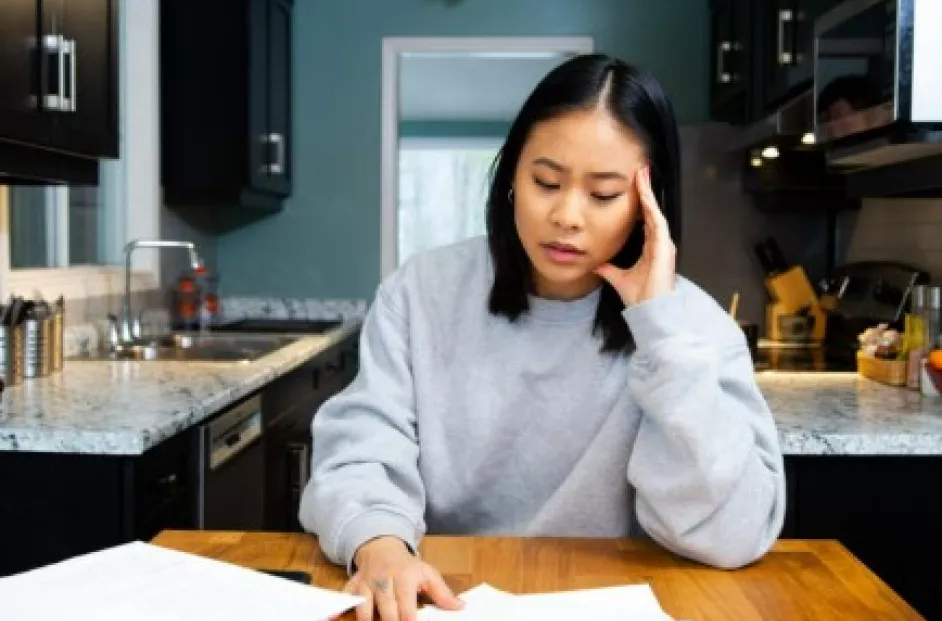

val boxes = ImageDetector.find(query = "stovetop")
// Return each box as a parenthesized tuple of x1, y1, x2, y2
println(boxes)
(752, 341, 857, 373)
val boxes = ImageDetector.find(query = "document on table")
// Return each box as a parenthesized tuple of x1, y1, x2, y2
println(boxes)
(0, 540, 362, 621)
(419, 582, 676, 621)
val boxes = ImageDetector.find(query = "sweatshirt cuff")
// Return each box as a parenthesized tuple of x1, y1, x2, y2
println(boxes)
(338, 509, 419, 575)
(621, 289, 691, 352)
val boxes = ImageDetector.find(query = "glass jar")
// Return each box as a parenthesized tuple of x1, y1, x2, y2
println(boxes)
(919, 285, 942, 397)
(907, 285, 927, 389)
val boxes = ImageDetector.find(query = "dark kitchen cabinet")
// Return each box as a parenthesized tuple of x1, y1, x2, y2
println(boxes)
(161, 0, 294, 216)
(0, 1, 52, 148)
(0, 0, 117, 159)
(263, 332, 359, 532)
(709, 0, 760, 124)
(0, 427, 198, 577)
(758, 0, 843, 111)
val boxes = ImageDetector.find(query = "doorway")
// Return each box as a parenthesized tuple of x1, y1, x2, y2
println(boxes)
(380, 37, 594, 276)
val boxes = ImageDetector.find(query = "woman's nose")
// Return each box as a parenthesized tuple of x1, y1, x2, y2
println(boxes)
(550, 191, 584, 230)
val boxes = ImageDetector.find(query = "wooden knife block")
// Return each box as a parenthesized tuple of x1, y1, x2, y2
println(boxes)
(764, 266, 827, 342)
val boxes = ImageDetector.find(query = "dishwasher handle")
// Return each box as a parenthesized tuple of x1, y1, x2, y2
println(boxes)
(209, 407, 263, 471)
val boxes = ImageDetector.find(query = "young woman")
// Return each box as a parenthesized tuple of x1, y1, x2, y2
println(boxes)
(300, 53, 785, 621)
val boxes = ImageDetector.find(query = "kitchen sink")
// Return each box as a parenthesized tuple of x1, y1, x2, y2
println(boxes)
(70, 333, 301, 362)
(198, 318, 345, 334)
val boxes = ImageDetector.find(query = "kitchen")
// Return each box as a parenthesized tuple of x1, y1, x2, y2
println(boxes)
(2, 0, 942, 619)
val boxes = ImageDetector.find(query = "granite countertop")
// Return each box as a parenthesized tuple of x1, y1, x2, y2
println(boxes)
(758, 371, 942, 456)
(0, 321, 361, 455)
(4, 321, 942, 456)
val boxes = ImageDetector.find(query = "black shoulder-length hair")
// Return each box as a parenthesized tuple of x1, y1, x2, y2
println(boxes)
(486, 53, 682, 354)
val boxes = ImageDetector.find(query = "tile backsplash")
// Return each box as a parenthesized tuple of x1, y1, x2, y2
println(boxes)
(840, 198, 942, 280)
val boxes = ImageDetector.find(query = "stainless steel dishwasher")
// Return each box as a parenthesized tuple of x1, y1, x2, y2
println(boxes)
(197, 394, 265, 529)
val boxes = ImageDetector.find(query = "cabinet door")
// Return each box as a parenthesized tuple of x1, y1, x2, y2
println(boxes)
(248, 0, 291, 197)
(761, 0, 841, 110)
(248, 0, 271, 194)
(46, 0, 118, 157)
(0, 0, 54, 147)
(709, 0, 754, 124)
(265, 0, 292, 197)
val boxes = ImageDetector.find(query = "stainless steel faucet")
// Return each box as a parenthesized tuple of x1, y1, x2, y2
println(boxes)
(119, 239, 203, 345)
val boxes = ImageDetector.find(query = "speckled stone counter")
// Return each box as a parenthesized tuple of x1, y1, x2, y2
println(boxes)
(758, 371, 942, 456)
(5, 333, 942, 456)
(0, 321, 360, 455)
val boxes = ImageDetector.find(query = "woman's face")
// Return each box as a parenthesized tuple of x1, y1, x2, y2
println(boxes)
(513, 106, 647, 300)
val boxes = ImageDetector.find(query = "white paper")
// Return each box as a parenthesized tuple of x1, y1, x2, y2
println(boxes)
(0, 541, 362, 621)
(420, 582, 675, 621)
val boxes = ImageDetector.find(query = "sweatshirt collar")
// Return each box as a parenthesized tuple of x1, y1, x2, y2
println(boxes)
(527, 286, 601, 323)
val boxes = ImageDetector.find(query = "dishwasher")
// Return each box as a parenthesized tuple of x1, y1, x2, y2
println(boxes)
(197, 394, 265, 530)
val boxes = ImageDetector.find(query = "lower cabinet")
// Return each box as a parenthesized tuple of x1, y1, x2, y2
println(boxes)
(263, 333, 359, 532)
(0, 426, 197, 576)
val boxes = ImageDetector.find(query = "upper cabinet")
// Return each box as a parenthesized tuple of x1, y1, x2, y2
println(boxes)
(758, 0, 842, 111)
(0, 0, 119, 182)
(161, 0, 294, 216)
(709, 0, 843, 125)
(709, 0, 759, 124)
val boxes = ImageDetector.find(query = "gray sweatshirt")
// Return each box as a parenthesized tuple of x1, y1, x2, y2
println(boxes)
(299, 236, 785, 572)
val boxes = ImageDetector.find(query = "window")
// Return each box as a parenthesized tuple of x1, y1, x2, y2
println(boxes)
(397, 137, 500, 266)
(9, 185, 119, 269)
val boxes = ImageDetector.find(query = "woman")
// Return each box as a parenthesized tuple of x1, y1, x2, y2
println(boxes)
(300, 53, 785, 621)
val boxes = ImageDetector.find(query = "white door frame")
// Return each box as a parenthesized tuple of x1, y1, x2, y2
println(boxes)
(380, 36, 595, 278)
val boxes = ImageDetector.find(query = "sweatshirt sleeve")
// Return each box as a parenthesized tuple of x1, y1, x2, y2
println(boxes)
(298, 280, 426, 572)
(622, 286, 786, 570)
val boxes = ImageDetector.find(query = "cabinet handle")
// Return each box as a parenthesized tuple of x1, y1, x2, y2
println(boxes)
(288, 442, 310, 487)
(716, 41, 732, 84)
(271, 133, 285, 175)
(260, 133, 285, 175)
(64, 38, 77, 112)
(42, 34, 65, 111)
(778, 9, 794, 66)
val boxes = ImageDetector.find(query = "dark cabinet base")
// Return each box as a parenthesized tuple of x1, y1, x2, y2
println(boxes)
(0, 427, 196, 576)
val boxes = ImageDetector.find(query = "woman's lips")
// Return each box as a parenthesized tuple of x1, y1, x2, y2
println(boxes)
(541, 242, 585, 264)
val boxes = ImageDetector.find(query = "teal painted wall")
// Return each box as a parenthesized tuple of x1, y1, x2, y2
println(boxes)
(217, 0, 709, 299)
(400, 121, 511, 139)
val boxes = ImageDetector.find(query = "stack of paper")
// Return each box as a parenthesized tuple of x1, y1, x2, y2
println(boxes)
(419, 582, 676, 621)
(0, 541, 362, 621)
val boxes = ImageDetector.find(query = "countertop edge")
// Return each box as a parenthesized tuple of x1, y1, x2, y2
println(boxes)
(0, 321, 362, 456)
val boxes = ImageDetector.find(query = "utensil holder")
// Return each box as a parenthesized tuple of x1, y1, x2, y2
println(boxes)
(0, 324, 24, 386)
(23, 317, 52, 378)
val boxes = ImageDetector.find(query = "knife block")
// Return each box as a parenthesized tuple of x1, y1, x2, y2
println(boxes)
(764, 266, 827, 342)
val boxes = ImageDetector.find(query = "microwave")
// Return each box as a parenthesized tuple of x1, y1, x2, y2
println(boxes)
(813, 0, 942, 167)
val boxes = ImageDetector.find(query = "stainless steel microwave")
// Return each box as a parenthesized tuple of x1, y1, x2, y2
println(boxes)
(813, 0, 942, 167)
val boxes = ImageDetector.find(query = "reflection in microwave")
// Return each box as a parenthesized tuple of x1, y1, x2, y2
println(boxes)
(816, 74, 891, 140)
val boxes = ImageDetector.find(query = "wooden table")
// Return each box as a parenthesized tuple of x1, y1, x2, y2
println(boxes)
(151, 530, 923, 620)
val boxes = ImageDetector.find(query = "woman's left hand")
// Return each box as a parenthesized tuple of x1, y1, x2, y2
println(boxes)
(594, 166, 676, 306)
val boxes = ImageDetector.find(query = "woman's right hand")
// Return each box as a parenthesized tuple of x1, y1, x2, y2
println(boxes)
(340, 536, 464, 621)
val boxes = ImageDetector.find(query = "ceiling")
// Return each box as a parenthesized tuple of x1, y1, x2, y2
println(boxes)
(399, 53, 572, 122)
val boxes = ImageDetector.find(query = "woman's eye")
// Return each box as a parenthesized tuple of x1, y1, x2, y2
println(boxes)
(533, 177, 559, 190)
(592, 192, 623, 202)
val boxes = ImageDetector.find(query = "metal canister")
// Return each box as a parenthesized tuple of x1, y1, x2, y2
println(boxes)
(0, 324, 24, 386)
(23, 317, 52, 378)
